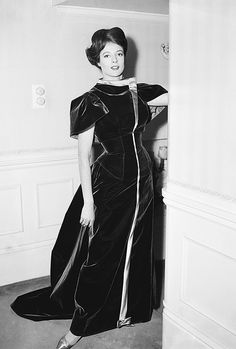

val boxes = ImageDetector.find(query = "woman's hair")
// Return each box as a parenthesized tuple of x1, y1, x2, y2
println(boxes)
(86, 27, 128, 68)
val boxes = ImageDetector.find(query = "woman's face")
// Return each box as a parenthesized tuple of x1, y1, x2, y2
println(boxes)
(98, 42, 125, 81)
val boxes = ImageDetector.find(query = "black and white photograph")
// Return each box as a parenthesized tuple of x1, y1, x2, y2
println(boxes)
(0, 1, 235, 348)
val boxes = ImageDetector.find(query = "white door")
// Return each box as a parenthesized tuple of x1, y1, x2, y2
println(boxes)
(162, 1, 236, 348)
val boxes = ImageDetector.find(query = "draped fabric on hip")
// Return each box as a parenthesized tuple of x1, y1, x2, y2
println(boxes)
(10, 78, 168, 337)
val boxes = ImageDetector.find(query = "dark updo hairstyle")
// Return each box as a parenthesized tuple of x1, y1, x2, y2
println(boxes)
(86, 27, 128, 68)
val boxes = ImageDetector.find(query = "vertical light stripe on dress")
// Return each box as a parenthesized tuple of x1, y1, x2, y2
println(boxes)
(117, 79, 140, 327)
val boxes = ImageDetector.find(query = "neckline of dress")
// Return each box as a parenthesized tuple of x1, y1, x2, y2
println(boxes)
(97, 77, 136, 87)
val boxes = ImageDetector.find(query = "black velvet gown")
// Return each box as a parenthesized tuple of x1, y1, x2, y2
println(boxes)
(11, 78, 167, 336)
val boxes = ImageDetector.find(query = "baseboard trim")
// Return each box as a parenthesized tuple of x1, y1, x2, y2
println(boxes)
(163, 308, 223, 349)
(0, 241, 54, 286)
(0, 275, 50, 289)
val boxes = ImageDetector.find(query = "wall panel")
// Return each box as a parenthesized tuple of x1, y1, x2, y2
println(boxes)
(182, 237, 236, 335)
(0, 147, 79, 286)
(37, 179, 74, 229)
(0, 185, 23, 235)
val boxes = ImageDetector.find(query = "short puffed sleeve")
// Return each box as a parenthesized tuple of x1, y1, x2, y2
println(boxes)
(138, 83, 167, 102)
(70, 92, 109, 138)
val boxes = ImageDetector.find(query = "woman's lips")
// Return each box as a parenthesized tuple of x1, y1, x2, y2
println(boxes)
(111, 66, 119, 70)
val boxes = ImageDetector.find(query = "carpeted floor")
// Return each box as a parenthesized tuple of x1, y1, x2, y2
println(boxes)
(0, 277, 162, 349)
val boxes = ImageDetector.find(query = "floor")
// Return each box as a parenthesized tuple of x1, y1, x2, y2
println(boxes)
(0, 277, 162, 349)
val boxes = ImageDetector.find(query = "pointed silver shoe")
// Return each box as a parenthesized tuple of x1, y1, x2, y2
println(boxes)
(56, 336, 81, 349)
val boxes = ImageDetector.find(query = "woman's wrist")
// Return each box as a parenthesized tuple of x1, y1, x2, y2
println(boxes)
(83, 198, 94, 205)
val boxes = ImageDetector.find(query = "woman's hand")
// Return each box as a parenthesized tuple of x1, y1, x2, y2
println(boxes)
(80, 202, 95, 228)
(77, 126, 95, 230)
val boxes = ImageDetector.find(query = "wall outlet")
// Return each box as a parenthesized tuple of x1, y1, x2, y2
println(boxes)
(32, 84, 46, 109)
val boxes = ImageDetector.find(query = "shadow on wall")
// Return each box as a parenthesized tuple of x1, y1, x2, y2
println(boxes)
(144, 107, 168, 140)
(147, 147, 166, 309)
(124, 37, 138, 78)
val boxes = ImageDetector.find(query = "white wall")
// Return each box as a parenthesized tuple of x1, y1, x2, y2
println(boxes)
(163, 1, 236, 348)
(0, 0, 168, 153)
(0, 0, 168, 285)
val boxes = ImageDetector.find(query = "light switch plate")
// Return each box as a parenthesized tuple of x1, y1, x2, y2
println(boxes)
(32, 84, 46, 109)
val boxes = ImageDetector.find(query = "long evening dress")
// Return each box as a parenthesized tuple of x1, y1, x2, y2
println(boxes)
(11, 78, 167, 336)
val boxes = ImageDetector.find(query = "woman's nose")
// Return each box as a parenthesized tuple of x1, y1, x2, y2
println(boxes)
(112, 55, 118, 63)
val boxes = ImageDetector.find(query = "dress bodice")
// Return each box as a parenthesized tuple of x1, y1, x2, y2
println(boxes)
(91, 83, 150, 142)
(70, 78, 167, 142)
(70, 79, 167, 180)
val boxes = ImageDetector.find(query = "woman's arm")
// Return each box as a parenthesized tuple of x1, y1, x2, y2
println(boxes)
(77, 125, 95, 227)
(147, 92, 168, 106)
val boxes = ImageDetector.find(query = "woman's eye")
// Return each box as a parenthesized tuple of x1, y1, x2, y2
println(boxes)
(103, 54, 110, 58)
(118, 52, 124, 56)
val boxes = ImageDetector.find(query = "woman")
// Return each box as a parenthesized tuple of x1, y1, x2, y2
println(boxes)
(11, 27, 168, 348)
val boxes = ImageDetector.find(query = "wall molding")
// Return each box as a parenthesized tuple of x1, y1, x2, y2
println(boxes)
(0, 146, 78, 170)
(0, 142, 165, 170)
(163, 308, 224, 349)
(181, 236, 236, 337)
(0, 238, 55, 256)
(162, 180, 236, 229)
(56, 5, 169, 22)
(167, 180, 236, 203)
